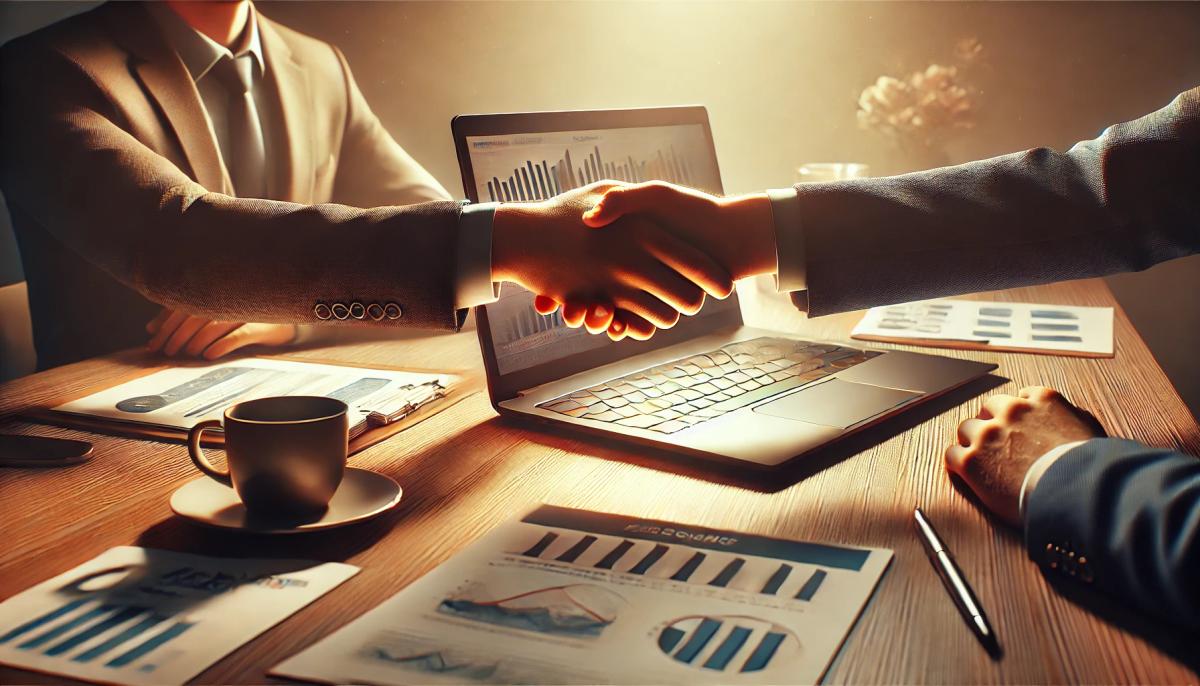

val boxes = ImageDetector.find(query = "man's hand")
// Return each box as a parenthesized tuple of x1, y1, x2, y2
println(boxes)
(532, 181, 776, 341)
(945, 386, 1106, 527)
(492, 182, 735, 333)
(146, 308, 297, 360)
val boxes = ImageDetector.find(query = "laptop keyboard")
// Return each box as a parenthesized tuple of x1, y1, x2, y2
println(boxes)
(536, 337, 881, 434)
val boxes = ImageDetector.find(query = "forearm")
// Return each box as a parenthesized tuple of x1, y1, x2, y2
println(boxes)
(787, 88, 1199, 316)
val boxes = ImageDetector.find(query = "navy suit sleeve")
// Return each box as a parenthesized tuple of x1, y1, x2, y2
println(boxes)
(1024, 438, 1200, 630)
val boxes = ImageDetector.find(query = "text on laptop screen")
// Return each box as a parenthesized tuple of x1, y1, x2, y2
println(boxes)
(466, 123, 733, 375)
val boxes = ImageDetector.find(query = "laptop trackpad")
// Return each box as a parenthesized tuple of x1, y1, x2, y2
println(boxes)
(752, 379, 921, 429)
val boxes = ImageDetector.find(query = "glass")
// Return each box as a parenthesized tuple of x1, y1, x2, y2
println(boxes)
(795, 162, 870, 184)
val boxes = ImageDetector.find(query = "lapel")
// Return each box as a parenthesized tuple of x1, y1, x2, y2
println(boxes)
(257, 15, 314, 203)
(98, 3, 230, 193)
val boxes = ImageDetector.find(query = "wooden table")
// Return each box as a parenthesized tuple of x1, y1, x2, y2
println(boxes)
(2, 279, 1198, 684)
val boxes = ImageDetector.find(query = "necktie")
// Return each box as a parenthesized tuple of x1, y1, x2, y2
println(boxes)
(211, 54, 266, 198)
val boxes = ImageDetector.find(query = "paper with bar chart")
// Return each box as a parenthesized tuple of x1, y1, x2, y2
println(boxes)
(272, 505, 891, 685)
(0, 547, 357, 685)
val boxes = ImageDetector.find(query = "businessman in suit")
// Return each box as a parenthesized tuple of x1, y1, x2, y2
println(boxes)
(565, 87, 1199, 629)
(0, 1, 730, 369)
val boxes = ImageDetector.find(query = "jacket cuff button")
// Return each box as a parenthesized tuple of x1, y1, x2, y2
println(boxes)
(383, 302, 402, 320)
(331, 302, 350, 320)
(349, 302, 365, 319)
(366, 303, 385, 321)
(313, 303, 332, 320)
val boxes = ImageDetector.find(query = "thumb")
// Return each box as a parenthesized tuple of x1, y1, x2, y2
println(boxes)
(582, 184, 656, 228)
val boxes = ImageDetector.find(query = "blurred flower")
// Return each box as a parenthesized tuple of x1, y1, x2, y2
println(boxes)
(858, 40, 982, 152)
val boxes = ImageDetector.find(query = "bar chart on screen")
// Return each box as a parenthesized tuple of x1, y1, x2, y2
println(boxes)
(466, 123, 723, 204)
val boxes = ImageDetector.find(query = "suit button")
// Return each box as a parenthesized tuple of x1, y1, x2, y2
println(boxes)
(367, 303, 385, 321)
(383, 302, 402, 320)
(313, 303, 332, 320)
(349, 302, 365, 319)
(331, 302, 350, 320)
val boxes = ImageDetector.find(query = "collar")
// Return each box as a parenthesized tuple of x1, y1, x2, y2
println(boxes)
(146, 2, 265, 83)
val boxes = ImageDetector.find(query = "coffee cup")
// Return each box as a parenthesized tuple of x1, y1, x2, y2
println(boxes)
(187, 396, 348, 517)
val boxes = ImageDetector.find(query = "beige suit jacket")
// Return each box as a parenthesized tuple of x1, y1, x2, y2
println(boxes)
(0, 2, 460, 368)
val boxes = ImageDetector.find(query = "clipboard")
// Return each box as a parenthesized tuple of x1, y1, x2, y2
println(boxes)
(20, 355, 482, 455)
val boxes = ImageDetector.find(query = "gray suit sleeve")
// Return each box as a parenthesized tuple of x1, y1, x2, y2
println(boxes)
(1024, 438, 1200, 630)
(786, 87, 1200, 317)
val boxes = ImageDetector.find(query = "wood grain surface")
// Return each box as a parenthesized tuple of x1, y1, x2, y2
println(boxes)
(1, 279, 1197, 685)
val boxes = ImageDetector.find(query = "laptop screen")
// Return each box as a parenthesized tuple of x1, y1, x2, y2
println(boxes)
(463, 120, 736, 377)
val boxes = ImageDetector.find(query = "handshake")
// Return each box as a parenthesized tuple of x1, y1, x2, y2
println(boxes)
(492, 181, 779, 341)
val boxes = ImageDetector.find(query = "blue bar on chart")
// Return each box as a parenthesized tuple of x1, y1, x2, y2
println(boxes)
(555, 535, 597, 563)
(673, 617, 722, 664)
(760, 563, 792, 595)
(708, 558, 745, 587)
(594, 540, 634, 569)
(740, 631, 787, 672)
(72, 613, 169, 663)
(0, 597, 90, 644)
(16, 604, 115, 650)
(44, 606, 145, 656)
(628, 544, 669, 575)
(703, 625, 752, 670)
(670, 552, 707, 582)
(795, 569, 827, 601)
(104, 621, 195, 668)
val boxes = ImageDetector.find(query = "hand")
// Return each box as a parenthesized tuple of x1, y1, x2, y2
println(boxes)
(492, 182, 734, 332)
(944, 386, 1106, 527)
(536, 181, 777, 341)
(146, 308, 297, 360)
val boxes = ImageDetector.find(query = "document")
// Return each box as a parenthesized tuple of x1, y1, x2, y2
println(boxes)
(0, 547, 357, 686)
(52, 358, 459, 439)
(272, 505, 892, 685)
(852, 299, 1114, 356)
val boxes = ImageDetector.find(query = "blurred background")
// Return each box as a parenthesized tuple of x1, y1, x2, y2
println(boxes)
(1, 1, 1197, 416)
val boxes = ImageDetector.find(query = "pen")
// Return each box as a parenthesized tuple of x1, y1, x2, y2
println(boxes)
(913, 507, 1002, 657)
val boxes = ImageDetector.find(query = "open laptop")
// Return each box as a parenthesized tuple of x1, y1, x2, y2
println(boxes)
(452, 106, 996, 470)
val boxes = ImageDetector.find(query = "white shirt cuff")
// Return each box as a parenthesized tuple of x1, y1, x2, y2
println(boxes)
(1018, 440, 1087, 521)
(766, 187, 806, 293)
(455, 201, 501, 309)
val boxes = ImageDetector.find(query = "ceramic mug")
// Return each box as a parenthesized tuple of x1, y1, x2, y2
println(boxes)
(187, 396, 348, 516)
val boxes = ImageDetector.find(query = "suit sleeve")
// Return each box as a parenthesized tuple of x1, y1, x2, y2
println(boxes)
(1023, 437, 1200, 630)
(329, 46, 451, 208)
(786, 87, 1200, 316)
(0, 41, 462, 329)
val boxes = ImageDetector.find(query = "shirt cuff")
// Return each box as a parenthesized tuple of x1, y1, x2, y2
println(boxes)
(766, 187, 806, 294)
(1018, 440, 1087, 521)
(455, 201, 502, 309)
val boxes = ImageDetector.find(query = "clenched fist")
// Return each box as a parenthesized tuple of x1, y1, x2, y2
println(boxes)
(945, 386, 1105, 526)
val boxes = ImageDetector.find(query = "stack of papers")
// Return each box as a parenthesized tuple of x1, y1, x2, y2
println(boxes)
(0, 547, 357, 685)
(51, 358, 458, 439)
(272, 505, 892, 685)
(852, 299, 1114, 357)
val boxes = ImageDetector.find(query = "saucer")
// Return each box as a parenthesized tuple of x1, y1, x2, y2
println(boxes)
(170, 467, 402, 534)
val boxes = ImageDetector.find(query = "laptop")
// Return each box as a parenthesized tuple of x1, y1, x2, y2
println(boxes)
(452, 106, 996, 469)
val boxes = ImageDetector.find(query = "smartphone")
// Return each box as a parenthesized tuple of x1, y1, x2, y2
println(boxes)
(0, 434, 94, 467)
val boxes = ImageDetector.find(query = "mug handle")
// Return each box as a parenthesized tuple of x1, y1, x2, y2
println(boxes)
(187, 420, 232, 486)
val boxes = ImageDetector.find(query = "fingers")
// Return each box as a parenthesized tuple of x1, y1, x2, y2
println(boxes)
(643, 230, 734, 299)
(583, 303, 615, 334)
(183, 321, 243, 357)
(980, 393, 1024, 421)
(611, 288, 681, 330)
(146, 308, 170, 335)
(162, 315, 211, 356)
(146, 310, 190, 352)
(533, 295, 560, 315)
(621, 259, 707, 316)
(944, 443, 969, 474)
(201, 323, 295, 360)
(616, 311, 658, 340)
(957, 417, 992, 447)
(561, 302, 588, 328)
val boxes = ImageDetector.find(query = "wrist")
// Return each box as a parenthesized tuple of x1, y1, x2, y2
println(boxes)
(490, 204, 536, 285)
(716, 193, 775, 280)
